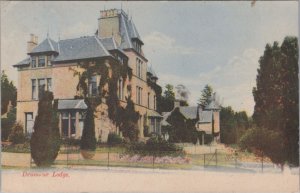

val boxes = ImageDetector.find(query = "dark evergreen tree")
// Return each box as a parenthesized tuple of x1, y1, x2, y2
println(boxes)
(252, 36, 299, 165)
(199, 84, 213, 108)
(1, 71, 17, 115)
(80, 99, 96, 151)
(158, 84, 176, 112)
(30, 91, 60, 167)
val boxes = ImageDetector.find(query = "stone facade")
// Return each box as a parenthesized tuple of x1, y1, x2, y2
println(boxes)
(14, 9, 162, 142)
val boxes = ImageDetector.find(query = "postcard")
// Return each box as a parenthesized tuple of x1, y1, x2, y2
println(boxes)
(1, 1, 299, 193)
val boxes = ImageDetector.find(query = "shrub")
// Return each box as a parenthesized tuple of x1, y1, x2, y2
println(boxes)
(30, 91, 61, 167)
(8, 123, 26, 144)
(239, 127, 285, 166)
(80, 99, 96, 151)
(62, 138, 81, 146)
(107, 133, 122, 146)
(129, 135, 183, 156)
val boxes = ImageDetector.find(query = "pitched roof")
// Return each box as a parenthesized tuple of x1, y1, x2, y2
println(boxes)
(30, 37, 58, 54)
(147, 109, 163, 118)
(58, 99, 87, 110)
(198, 111, 213, 123)
(118, 11, 144, 50)
(178, 106, 198, 120)
(53, 36, 110, 62)
(100, 37, 118, 50)
(13, 57, 30, 67)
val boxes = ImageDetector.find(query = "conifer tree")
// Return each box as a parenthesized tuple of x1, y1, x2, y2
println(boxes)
(30, 91, 60, 167)
(80, 99, 96, 151)
(252, 36, 299, 165)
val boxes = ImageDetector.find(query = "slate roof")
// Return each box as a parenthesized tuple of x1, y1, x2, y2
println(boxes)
(30, 37, 58, 54)
(178, 106, 198, 120)
(53, 36, 110, 62)
(198, 111, 213, 123)
(100, 37, 118, 50)
(58, 99, 87, 110)
(13, 57, 30, 67)
(119, 10, 144, 49)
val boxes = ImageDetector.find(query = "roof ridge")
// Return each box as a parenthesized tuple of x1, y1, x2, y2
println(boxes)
(94, 35, 110, 56)
(47, 37, 55, 51)
(121, 14, 133, 48)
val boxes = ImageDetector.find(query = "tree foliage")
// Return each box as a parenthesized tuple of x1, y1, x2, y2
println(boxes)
(158, 84, 175, 112)
(199, 84, 213, 108)
(220, 106, 250, 144)
(252, 36, 299, 165)
(80, 99, 97, 150)
(1, 71, 17, 115)
(75, 58, 140, 142)
(30, 91, 61, 167)
(1, 108, 16, 141)
(8, 122, 26, 144)
(239, 127, 285, 165)
(166, 108, 198, 144)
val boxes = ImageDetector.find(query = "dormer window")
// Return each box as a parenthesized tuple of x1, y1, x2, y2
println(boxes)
(38, 56, 45, 67)
(31, 57, 36, 68)
(133, 40, 142, 54)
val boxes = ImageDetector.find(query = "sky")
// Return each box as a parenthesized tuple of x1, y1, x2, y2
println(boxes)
(1, 1, 298, 115)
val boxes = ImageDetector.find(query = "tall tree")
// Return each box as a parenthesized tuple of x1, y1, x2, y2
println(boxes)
(252, 36, 299, 165)
(199, 84, 213, 108)
(1, 71, 17, 115)
(159, 84, 176, 112)
(30, 91, 60, 167)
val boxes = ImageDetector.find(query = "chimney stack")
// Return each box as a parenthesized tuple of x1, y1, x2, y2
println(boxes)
(27, 34, 38, 53)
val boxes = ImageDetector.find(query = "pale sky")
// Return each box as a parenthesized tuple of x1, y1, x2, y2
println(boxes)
(1, 1, 298, 115)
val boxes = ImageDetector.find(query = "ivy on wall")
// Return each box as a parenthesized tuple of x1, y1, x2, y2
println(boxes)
(72, 57, 139, 141)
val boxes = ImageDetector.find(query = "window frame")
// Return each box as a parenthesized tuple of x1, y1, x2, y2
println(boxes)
(38, 56, 46, 67)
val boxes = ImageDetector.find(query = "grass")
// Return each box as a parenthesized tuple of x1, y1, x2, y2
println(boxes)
(54, 159, 192, 170)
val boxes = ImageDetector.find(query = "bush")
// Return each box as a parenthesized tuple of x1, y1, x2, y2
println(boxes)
(62, 138, 81, 146)
(239, 127, 285, 165)
(30, 91, 61, 167)
(8, 123, 26, 144)
(107, 133, 122, 146)
(129, 136, 183, 156)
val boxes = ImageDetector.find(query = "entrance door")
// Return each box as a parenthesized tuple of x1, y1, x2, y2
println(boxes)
(25, 112, 34, 134)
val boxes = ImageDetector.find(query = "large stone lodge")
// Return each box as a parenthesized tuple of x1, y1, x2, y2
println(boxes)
(14, 9, 162, 142)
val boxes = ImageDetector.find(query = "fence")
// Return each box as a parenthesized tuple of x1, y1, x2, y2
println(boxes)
(26, 145, 274, 172)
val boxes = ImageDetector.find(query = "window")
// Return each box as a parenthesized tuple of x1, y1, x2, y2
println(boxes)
(89, 75, 97, 96)
(47, 78, 52, 91)
(147, 92, 150, 108)
(136, 86, 142, 105)
(136, 58, 143, 79)
(32, 79, 37, 99)
(25, 112, 34, 134)
(118, 78, 124, 100)
(70, 112, 76, 136)
(62, 112, 69, 137)
(31, 57, 36, 68)
(38, 56, 45, 67)
(154, 95, 156, 110)
(47, 56, 52, 66)
(38, 79, 46, 99)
